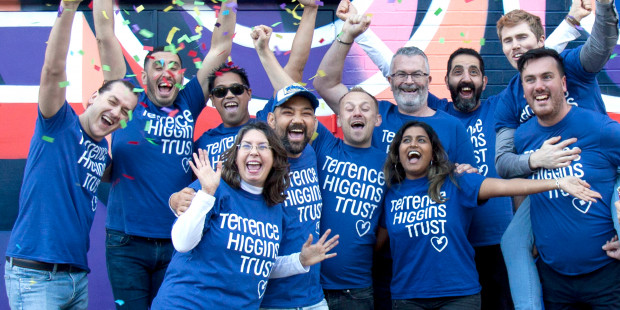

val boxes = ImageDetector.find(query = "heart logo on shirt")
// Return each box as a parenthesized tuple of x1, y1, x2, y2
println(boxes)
(181, 157, 191, 173)
(258, 280, 268, 299)
(430, 236, 448, 252)
(356, 220, 371, 237)
(572, 198, 591, 214)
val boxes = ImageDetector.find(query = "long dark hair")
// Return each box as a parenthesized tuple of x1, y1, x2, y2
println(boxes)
(220, 122, 290, 206)
(384, 121, 455, 203)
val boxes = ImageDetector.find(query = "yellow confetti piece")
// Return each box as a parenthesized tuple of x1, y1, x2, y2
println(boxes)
(317, 70, 326, 77)
(193, 6, 200, 16)
(195, 26, 203, 34)
(166, 27, 180, 45)
(135, 5, 144, 13)
(163, 5, 174, 12)
(275, 34, 283, 39)
(311, 131, 318, 141)
(298, 81, 307, 86)
(102, 10, 109, 20)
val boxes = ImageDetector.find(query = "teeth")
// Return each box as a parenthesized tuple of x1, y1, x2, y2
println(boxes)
(291, 129, 303, 133)
(159, 83, 171, 87)
(102, 115, 113, 125)
(536, 95, 549, 100)
(462, 87, 471, 91)
(514, 53, 522, 58)
(224, 102, 238, 108)
(407, 150, 421, 159)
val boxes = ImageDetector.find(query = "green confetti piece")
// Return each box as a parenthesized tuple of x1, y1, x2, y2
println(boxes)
(175, 0, 185, 5)
(91, 58, 95, 65)
(58, 81, 70, 88)
(128, 110, 133, 121)
(122, 20, 130, 25)
(434, 8, 442, 16)
(271, 22, 282, 27)
(133, 55, 140, 62)
(189, 34, 202, 42)
(125, 74, 136, 78)
(123, 9, 130, 15)
(102, 65, 111, 72)
(78, 50, 84, 55)
(174, 83, 185, 90)
(610, 53, 618, 59)
(439, 37, 445, 44)
(460, 32, 465, 37)
(164, 44, 178, 54)
(177, 34, 191, 43)
(479, 38, 486, 46)
(145, 137, 158, 145)
(42, 136, 55, 143)
(194, 0, 204, 5)
(120, 119, 127, 128)
(168, 62, 176, 69)
(144, 120, 151, 131)
(139, 29, 154, 38)
(194, 61, 202, 69)
(133, 88, 144, 93)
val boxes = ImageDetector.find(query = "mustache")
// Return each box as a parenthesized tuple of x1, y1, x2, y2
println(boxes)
(457, 81, 475, 92)
(287, 123, 307, 132)
(399, 85, 419, 92)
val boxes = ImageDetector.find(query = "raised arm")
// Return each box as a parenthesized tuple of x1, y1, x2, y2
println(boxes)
(39, 0, 82, 118)
(313, 14, 370, 115)
(579, 0, 618, 73)
(282, 0, 318, 82)
(545, 0, 591, 53)
(252, 25, 295, 90)
(478, 176, 601, 203)
(197, 0, 237, 97)
(94, 0, 125, 81)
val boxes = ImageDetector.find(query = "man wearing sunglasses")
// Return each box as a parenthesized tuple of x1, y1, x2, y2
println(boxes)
(93, 0, 237, 308)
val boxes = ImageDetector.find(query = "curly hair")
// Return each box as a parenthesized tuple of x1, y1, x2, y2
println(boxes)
(220, 122, 290, 205)
(383, 121, 456, 203)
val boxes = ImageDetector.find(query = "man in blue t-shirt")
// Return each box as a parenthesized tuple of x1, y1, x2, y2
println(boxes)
(515, 48, 620, 308)
(5, 1, 138, 308)
(93, 0, 237, 307)
(313, 13, 475, 308)
(425, 48, 513, 309)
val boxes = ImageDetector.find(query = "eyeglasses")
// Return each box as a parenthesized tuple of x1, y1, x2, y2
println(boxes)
(390, 72, 429, 81)
(237, 142, 271, 153)
(211, 84, 248, 98)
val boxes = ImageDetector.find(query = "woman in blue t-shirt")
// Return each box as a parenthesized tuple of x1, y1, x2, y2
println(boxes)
(381, 121, 600, 310)
(152, 122, 338, 309)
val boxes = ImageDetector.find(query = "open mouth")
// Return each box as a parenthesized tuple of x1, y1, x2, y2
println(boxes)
(512, 52, 523, 61)
(459, 86, 474, 99)
(158, 80, 174, 96)
(223, 101, 239, 111)
(246, 160, 263, 174)
(102, 115, 114, 127)
(407, 150, 421, 163)
(400, 87, 419, 94)
(535, 94, 549, 103)
(351, 120, 365, 130)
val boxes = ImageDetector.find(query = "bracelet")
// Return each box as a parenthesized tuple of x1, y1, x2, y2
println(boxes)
(566, 15, 581, 27)
(336, 34, 353, 45)
(555, 177, 562, 190)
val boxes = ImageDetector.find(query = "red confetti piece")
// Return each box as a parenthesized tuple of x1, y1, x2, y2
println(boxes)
(146, 55, 155, 60)
(112, 178, 120, 187)
(319, 38, 324, 43)
(143, 46, 154, 51)
(179, 68, 187, 75)
(139, 102, 148, 108)
(128, 141, 139, 145)
(192, 57, 201, 63)
(215, 71, 223, 76)
(88, 0, 93, 9)
(201, 43, 206, 50)
(231, 32, 237, 39)
(122, 174, 135, 180)
(177, 42, 185, 50)
(188, 50, 197, 57)
(94, 65, 101, 71)
(168, 109, 179, 117)
(284, 50, 291, 56)
(227, 61, 234, 66)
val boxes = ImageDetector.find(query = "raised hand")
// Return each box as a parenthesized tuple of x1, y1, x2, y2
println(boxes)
(299, 229, 339, 267)
(529, 136, 581, 170)
(251, 25, 273, 52)
(557, 176, 601, 202)
(188, 149, 221, 195)
(336, 0, 357, 21)
(340, 14, 371, 42)
(298, 0, 320, 8)
(569, 0, 592, 22)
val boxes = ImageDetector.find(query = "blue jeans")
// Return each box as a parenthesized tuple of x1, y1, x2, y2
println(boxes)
(4, 260, 88, 309)
(260, 298, 329, 310)
(324, 286, 374, 310)
(392, 293, 481, 310)
(105, 229, 174, 309)
(501, 177, 620, 310)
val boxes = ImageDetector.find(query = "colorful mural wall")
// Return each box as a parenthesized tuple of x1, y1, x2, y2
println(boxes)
(0, 0, 618, 308)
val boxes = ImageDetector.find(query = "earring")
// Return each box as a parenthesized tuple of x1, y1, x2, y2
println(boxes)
(430, 160, 434, 166)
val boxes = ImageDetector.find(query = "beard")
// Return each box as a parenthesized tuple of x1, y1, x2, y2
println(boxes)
(278, 123, 310, 155)
(449, 81, 482, 113)
(392, 84, 428, 114)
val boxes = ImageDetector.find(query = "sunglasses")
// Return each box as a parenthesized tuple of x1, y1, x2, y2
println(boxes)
(211, 84, 248, 98)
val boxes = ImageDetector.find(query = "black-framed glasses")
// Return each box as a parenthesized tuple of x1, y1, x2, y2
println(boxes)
(237, 142, 271, 153)
(390, 71, 429, 81)
(211, 84, 248, 98)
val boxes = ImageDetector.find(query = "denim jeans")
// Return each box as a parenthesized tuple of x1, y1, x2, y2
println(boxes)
(324, 286, 374, 310)
(105, 229, 174, 309)
(260, 298, 329, 310)
(4, 261, 88, 309)
(501, 176, 620, 310)
(392, 293, 481, 310)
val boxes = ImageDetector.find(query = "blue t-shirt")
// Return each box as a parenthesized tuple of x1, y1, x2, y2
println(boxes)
(374, 100, 476, 167)
(515, 107, 620, 275)
(107, 78, 205, 238)
(494, 46, 606, 131)
(312, 123, 386, 289)
(194, 119, 257, 169)
(152, 181, 284, 309)
(261, 146, 324, 308)
(428, 95, 512, 246)
(384, 173, 485, 299)
(7, 103, 109, 271)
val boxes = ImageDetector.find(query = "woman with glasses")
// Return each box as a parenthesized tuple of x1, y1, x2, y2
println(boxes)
(152, 122, 339, 309)
(382, 121, 600, 310)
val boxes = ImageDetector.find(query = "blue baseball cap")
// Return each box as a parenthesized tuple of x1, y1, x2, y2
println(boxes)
(272, 84, 320, 112)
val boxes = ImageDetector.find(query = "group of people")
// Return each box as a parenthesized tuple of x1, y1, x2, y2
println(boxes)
(5, 0, 620, 310)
